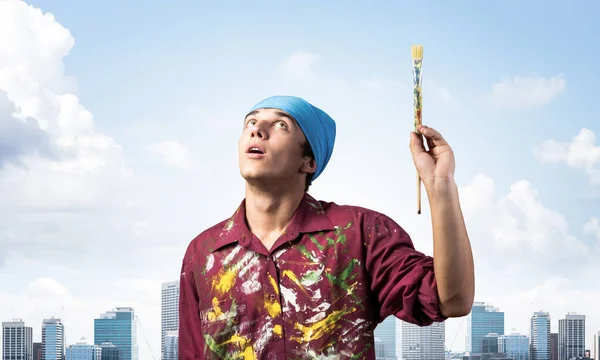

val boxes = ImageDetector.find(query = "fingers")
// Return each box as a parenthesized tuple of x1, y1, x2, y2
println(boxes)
(409, 131, 426, 156)
(416, 125, 448, 147)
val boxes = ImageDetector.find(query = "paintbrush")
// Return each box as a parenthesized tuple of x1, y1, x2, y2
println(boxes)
(411, 45, 423, 215)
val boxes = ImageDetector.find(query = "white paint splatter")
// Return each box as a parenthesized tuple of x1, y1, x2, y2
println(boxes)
(280, 284, 301, 313)
(222, 245, 242, 266)
(253, 318, 274, 354)
(205, 254, 215, 272)
(241, 272, 261, 295)
(238, 253, 260, 277)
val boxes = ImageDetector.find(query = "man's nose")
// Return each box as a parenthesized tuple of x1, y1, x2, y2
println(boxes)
(250, 122, 268, 139)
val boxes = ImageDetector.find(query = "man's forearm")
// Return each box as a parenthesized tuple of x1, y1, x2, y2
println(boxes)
(426, 178, 475, 317)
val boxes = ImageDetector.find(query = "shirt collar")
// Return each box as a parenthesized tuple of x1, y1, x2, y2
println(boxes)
(212, 193, 335, 252)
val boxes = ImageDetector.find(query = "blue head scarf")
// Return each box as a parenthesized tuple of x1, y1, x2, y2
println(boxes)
(248, 95, 336, 182)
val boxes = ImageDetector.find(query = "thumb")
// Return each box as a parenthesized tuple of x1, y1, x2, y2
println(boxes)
(409, 131, 426, 158)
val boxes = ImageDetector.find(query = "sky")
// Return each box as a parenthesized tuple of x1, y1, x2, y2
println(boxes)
(1, 0, 600, 358)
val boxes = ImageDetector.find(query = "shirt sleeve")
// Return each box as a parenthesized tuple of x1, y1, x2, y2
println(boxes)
(364, 212, 448, 326)
(178, 246, 205, 359)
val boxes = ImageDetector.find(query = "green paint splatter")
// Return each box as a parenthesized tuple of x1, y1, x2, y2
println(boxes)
(297, 244, 318, 262)
(309, 234, 325, 251)
(325, 258, 362, 304)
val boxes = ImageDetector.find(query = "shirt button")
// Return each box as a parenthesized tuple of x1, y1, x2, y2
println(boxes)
(269, 294, 276, 301)
(274, 335, 280, 341)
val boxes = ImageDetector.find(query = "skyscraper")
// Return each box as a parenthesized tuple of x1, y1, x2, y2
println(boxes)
(594, 331, 600, 360)
(164, 331, 178, 360)
(402, 320, 446, 360)
(94, 307, 138, 360)
(42, 317, 65, 360)
(558, 313, 585, 360)
(2, 319, 33, 360)
(498, 331, 529, 360)
(65, 338, 101, 360)
(161, 280, 179, 360)
(530, 311, 550, 360)
(466, 302, 504, 354)
(374, 316, 396, 359)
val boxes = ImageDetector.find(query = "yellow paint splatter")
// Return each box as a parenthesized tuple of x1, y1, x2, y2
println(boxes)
(264, 300, 281, 318)
(268, 274, 279, 295)
(206, 297, 223, 322)
(211, 268, 237, 294)
(273, 324, 282, 336)
(291, 307, 355, 343)
(221, 334, 248, 347)
(241, 346, 257, 360)
(282, 270, 303, 288)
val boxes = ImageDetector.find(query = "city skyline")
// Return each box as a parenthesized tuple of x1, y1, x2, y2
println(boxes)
(1, 0, 599, 359)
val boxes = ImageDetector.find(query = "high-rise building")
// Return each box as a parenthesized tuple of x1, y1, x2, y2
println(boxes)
(33, 343, 42, 360)
(466, 302, 504, 354)
(94, 307, 138, 360)
(401, 320, 445, 360)
(161, 280, 179, 359)
(42, 317, 65, 360)
(594, 332, 600, 360)
(65, 338, 101, 360)
(2, 319, 33, 360)
(164, 331, 178, 360)
(530, 311, 551, 360)
(550, 333, 558, 360)
(498, 331, 529, 360)
(482, 333, 499, 354)
(98, 343, 120, 360)
(374, 316, 396, 359)
(558, 313, 585, 360)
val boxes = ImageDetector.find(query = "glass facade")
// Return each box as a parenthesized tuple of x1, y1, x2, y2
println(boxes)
(499, 332, 530, 360)
(374, 316, 396, 359)
(42, 318, 65, 360)
(531, 312, 550, 360)
(93, 308, 138, 360)
(466, 302, 504, 353)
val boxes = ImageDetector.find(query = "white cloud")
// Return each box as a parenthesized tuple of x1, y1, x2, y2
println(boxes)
(583, 217, 600, 242)
(147, 140, 194, 171)
(485, 73, 565, 109)
(279, 50, 321, 81)
(534, 128, 600, 184)
(425, 79, 455, 106)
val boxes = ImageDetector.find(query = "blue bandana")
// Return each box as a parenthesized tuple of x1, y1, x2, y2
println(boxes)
(248, 96, 336, 182)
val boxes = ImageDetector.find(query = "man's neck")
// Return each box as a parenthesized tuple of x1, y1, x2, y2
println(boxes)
(244, 182, 305, 250)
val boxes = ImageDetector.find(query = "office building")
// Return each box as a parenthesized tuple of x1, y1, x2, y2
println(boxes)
(2, 319, 33, 360)
(65, 339, 101, 360)
(594, 332, 600, 360)
(94, 307, 138, 360)
(550, 333, 558, 360)
(164, 331, 178, 360)
(558, 313, 585, 360)
(99, 343, 119, 360)
(531, 312, 550, 360)
(374, 316, 396, 359)
(498, 331, 529, 360)
(466, 302, 505, 353)
(402, 320, 445, 360)
(42, 317, 65, 360)
(161, 280, 179, 359)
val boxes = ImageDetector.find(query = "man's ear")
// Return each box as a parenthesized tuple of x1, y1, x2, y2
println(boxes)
(300, 157, 317, 174)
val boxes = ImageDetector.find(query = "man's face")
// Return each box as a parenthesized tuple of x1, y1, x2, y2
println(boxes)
(238, 108, 314, 185)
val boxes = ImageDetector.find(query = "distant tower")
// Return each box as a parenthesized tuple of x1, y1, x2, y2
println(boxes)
(94, 307, 138, 360)
(42, 317, 65, 360)
(530, 311, 550, 360)
(558, 313, 585, 360)
(2, 319, 33, 360)
(161, 280, 180, 359)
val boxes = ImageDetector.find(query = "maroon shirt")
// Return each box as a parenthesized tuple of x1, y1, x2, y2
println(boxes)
(179, 193, 446, 359)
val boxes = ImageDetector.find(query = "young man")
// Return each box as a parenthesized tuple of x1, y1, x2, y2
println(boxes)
(179, 96, 474, 359)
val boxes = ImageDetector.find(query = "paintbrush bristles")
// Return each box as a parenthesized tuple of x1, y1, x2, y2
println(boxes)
(411, 45, 423, 60)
